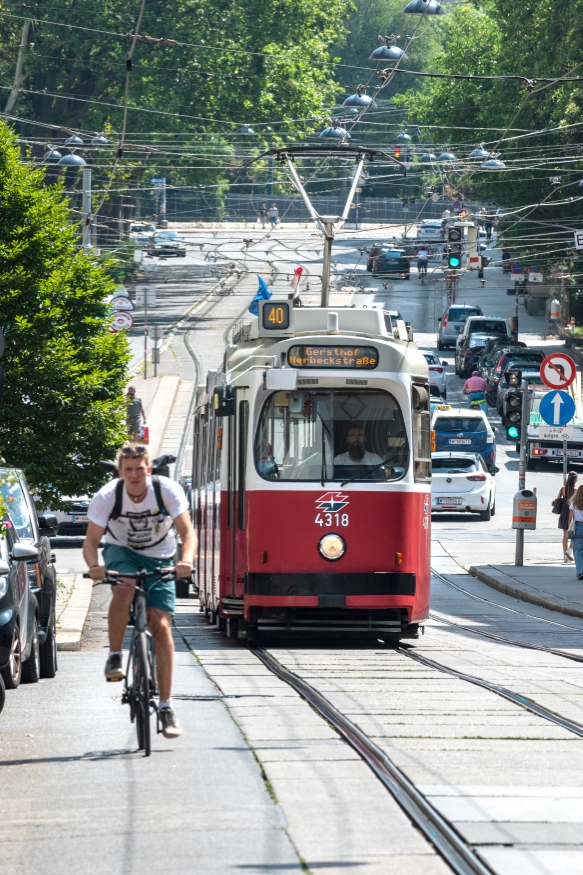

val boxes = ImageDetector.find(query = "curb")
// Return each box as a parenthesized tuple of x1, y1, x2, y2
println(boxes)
(469, 565, 583, 620)
(56, 575, 93, 651)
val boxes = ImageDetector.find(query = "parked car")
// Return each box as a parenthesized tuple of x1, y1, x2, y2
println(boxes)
(371, 248, 410, 279)
(0, 469, 59, 683)
(52, 495, 91, 535)
(455, 333, 507, 378)
(129, 222, 156, 245)
(437, 304, 483, 350)
(147, 231, 187, 257)
(431, 407, 497, 470)
(420, 350, 447, 399)
(455, 316, 512, 361)
(478, 340, 527, 378)
(0, 519, 44, 697)
(431, 452, 497, 520)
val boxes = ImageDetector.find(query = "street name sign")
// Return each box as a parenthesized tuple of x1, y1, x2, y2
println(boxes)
(540, 352, 576, 390)
(111, 295, 134, 311)
(539, 389, 575, 426)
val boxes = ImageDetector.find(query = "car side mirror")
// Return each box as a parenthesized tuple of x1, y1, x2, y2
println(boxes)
(491, 466, 500, 474)
(441, 361, 448, 367)
(0, 559, 9, 575)
(11, 544, 39, 562)
(492, 426, 498, 433)
(38, 514, 59, 537)
(213, 387, 235, 417)
(438, 317, 442, 322)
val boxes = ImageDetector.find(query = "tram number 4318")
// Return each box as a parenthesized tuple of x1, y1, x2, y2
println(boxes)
(315, 513, 349, 527)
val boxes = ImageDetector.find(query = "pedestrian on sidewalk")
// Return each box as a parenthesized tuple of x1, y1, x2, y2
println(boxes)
(567, 485, 583, 579)
(268, 203, 279, 229)
(555, 470, 577, 562)
(257, 203, 267, 229)
(485, 211, 495, 240)
(126, 386, 146, 441)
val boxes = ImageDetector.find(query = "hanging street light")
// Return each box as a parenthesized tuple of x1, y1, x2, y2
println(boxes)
(395, 132, 412, 143)
(403, 0, 444, 14)
(65, 135, 84, 148)
(42, 148, 62, 162)
(369, 45, 408, 62)
(239, 124, 255, 135)
(58, 152, 86, 167)
(91, 134, 109, 146)
(319, 125, 350, 140)
(470, 144, 490, 159)
(343, 92, 377, 110)
(482, 156, 506, 170)
(438, 151, 457, 162)
(420, 152, 437, 162)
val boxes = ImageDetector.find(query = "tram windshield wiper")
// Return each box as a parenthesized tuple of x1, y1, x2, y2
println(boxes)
(340, 453, 399, 487)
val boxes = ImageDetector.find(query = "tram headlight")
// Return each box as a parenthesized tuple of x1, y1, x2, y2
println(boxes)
(318, 533, 346, 561)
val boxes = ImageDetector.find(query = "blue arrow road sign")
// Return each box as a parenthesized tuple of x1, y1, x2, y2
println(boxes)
(539, 390, 575, 426)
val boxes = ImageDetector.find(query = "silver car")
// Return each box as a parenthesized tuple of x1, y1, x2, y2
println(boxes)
(419, 350, 448, 398)
(437, 304, 483, 350)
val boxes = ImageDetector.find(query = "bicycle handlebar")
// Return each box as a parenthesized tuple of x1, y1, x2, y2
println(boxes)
(83, 568, 177, 584)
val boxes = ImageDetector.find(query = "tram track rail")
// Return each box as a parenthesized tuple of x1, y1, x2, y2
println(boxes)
(252, 646, 494, 875)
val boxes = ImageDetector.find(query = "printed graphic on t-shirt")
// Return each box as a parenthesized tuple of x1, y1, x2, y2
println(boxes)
(109, 506, 172, 550)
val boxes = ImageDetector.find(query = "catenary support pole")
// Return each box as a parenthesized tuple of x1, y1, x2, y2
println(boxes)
(82, 167, 92, 250)
(515, 378, 530, 566)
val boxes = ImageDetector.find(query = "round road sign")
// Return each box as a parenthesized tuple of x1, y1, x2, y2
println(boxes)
(511, 262, 523, 274)
(539, 390, 576, 426)
(540, 352, 576, 390)
(111, 311, 134, 332)
(111, 295, 134, 311)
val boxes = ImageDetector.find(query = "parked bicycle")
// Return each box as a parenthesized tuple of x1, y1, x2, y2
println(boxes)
(84, 567, 176, 757)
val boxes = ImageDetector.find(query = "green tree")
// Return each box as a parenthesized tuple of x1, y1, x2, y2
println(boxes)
(0, 121, 129, 507)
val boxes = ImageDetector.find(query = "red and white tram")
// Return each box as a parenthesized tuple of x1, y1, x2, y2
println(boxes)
(191, 302, 431, 640)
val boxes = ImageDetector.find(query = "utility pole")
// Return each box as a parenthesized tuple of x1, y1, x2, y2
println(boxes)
(81, 166, 92, 250)
(515, 377, 530, 565)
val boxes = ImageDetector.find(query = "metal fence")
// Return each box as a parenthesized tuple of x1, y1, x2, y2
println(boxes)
(166, 191, 486, 225)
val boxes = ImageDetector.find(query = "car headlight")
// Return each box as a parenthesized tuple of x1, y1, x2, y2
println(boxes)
(0, 576, 8, 599)
(318, 533, 346, 561)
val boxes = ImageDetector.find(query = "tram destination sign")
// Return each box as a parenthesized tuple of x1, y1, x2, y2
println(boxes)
(288, 345, 379, 369)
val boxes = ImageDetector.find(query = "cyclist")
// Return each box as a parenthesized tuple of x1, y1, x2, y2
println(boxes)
(463, 370, 488, 409)
(83, 443, 196, 738)
(417, 247, 429, 280)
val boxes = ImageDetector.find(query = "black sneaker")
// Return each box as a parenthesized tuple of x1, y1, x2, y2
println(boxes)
(159, 707, 182, 738)
(104, 653, 126, 682)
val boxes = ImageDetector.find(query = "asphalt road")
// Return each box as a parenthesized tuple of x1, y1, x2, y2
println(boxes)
(2, 228, 580, 875)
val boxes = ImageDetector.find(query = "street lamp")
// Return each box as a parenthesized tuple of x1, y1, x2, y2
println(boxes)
(395, 132, 412, 143)
(369, 44, 408, 62)
(420, 152, 437, 162)
(470, 144, 490, 159)
(319, 125, 350, 140)
(58, 152, 92, 249)
(239, 124, 255, 135)
(65, 135, 84, 148)
(42, 148, 62, 162)
(482, 156, 506, 170)
(438, 151, 457, 162)
(403, 0, 444, 13)
(91, 134, 109, 146)
(343, 92, 376, 110)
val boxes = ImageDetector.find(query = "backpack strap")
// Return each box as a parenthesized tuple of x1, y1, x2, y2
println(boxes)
(109, 479, 125, 521)
(151, 475, 167, 517)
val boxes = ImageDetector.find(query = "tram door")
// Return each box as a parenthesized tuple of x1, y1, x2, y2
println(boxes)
(225, 392, 249, 598)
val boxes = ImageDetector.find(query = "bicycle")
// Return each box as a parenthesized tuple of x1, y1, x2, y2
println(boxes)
(84, 567, 176, 757)
(418, 259, 428, 283)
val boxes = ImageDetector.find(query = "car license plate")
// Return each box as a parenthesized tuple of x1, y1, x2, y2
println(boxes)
(555, 450, 579, 457)
(71, 515, 88, 522)
(436, 497, 462, 505)
(449, 439, 471, 445)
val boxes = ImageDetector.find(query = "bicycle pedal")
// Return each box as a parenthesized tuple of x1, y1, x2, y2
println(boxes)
(106, 676, 124, 683)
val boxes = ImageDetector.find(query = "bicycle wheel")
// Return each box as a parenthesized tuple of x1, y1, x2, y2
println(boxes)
(132, 632, 151, 756)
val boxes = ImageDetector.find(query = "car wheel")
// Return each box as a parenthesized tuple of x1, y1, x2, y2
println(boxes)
(40, 607, 58, 679)
(479, 503, 492, 521)
(437, 340, 444, 351)
(491, 499, 496, 517)
(0, 674, 4, 714)
(22, 618, 40, 684)
(487, 390, 497, 406)
(1, 626, 22, 689)
(442, 390, 447, 401)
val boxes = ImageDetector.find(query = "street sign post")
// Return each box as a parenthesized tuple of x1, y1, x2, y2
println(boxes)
(539, 390, 576, 426)
(540, 352, 576, 390)
(135, 286, 157, 379)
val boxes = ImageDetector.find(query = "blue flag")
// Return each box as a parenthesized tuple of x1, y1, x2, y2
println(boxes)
(248, 275, 272, 316)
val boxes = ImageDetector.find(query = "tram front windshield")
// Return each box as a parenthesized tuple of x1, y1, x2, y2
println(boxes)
(255, 390, 409, 482)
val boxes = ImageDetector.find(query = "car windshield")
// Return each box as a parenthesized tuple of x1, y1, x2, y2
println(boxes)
(504, 355, 543, 369)
(468, 335, 495, 349)
(469, 319, 507, 334)
(434, 417, 486, 433)
(422, 352, 440, 365)
(380, 250, 404, 259)
(449, 307, 481, 322)
(432, 457, 478, 471)
(0, 469, 33, 539)
(156, 232, 179, 240)
(255, 389, 409, 482)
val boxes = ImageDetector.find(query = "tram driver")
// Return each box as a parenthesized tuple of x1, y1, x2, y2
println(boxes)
(333, 424, 384, 467)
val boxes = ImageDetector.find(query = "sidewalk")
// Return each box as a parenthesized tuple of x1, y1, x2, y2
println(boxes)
(470, 563, 583, 620)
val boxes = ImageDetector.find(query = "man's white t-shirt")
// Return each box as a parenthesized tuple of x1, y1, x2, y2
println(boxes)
(334, 451, 384, 466)
(88, 476, 188, 558)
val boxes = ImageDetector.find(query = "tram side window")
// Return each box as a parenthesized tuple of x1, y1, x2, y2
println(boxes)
(254, 390, 409, 482)
(412, 384, 431, 482)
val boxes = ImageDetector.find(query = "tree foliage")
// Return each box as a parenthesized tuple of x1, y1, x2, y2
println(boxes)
(0, 121, 129, 506)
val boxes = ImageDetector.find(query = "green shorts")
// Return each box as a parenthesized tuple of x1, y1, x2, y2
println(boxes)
(102, 544, 176, 615)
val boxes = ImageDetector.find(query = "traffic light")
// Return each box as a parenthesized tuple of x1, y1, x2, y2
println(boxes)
(447, 226, 463, 270)
(506, 423, 521, 441)
(405, 146, 412, 162)
(447, 250, 462, 269)
(394, 146, 401, 161)
(504, 379, 522, 439)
